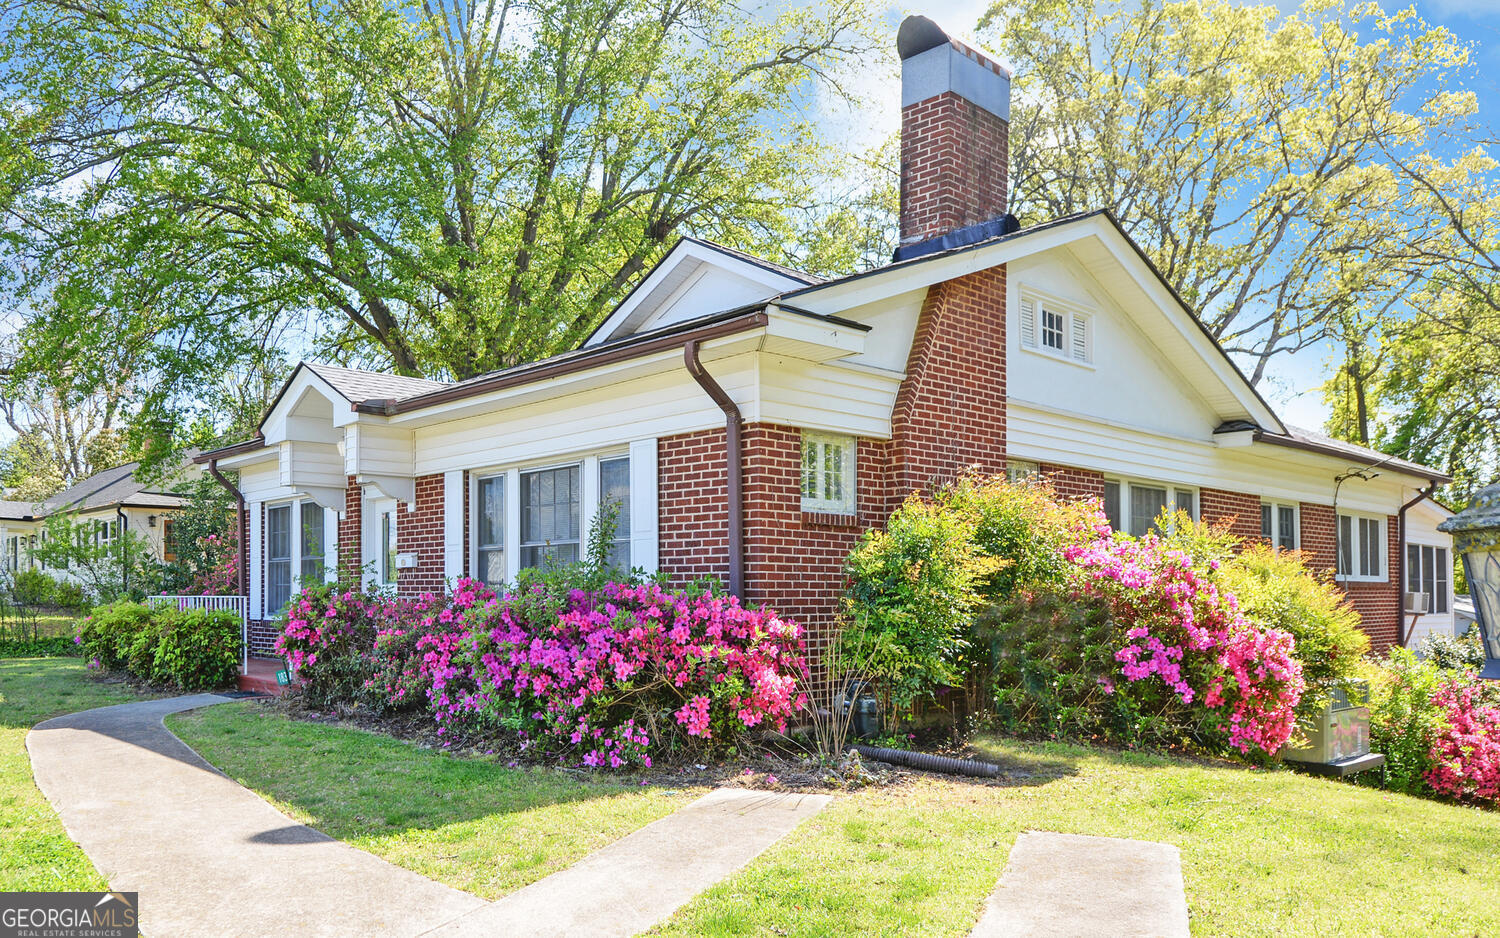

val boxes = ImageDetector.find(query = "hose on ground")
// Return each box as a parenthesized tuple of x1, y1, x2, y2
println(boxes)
(854, 744, 1001, 778)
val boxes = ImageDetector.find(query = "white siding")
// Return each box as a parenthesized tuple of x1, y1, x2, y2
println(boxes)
(443, 470, 464, 583)
(629, 438, 659, 574)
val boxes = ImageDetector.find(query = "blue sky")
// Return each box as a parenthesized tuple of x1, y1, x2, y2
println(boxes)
(847, 0, 1500, 430)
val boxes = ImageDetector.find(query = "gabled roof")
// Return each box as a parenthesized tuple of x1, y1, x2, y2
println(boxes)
(0, 500, 36, 521)
(303, 363, 448, 404)
(0, 454, 199, 521)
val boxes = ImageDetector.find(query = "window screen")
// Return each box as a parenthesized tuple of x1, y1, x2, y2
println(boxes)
(300, 504, 325, 585)
(477, 476, 506, 586)
(1129, 485, 1167, 537)
(600, 456, 631, 571)
(267, 504, 292, 612)
(1103, 481, 1122, 531)
(521, 465, 581, 569)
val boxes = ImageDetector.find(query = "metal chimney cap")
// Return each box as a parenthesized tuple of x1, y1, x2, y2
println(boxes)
(897, 15, 951, 60)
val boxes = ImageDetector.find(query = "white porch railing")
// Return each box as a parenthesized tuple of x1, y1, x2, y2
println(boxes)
(148, 595, 250, 674)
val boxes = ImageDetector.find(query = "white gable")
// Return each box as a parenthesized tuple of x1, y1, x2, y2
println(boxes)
(1006, 247, 1222, 441)
(584, 239, 814, 346)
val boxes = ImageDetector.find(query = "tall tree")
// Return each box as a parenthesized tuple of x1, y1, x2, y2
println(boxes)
(1, 0, 875, 415)
(979, 0, 1480, 384)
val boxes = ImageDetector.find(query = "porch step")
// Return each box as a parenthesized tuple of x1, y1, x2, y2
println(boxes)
(236, 656, 290, 697)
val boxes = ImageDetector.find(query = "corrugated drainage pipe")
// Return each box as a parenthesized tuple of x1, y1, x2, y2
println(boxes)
(855, 745, 1001, 778)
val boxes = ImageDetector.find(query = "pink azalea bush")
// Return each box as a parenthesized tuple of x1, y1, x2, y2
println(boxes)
(1423, 680, 1500, 803)
(188, 532, 240, 596)
(1061, 536, 1305, 756)
(275, 577, 807, 769)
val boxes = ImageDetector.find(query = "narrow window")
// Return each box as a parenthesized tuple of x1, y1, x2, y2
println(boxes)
(800, 432, 857, 514)
(1174, 489, 1197, 522)
(1103, 481, 1122, 531)
(266, 504, 292, 612)
(599, 456, 632, 571)
(1277, 506, 1296, 551)
(300, 504, 325, 586)
(476, 476, 506, 586)
(1006, 460, 1040, 483)
(1337, 515, 1354, 577)
(1261, 504, 1272, 540)
(1359, 518, 1382, 578)
(381, 509, 397, 584)
(521, 465, 581, 569)
(1407, 544, 1422, 595)
(1436, 548, 1449, 614)
(1422, 545, 1436, 612)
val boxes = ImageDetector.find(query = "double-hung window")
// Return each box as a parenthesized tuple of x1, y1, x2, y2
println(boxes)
(1019, 291, 1093, 365)
(600, 456, 632, 570)
(1102, 479, 1198, 537)
(476, 475, 506, 586)
(1337, 514, 1385, 581)
(1406, 544, 1450, 615)
(300, 507, 325, 585)
(521, 465, 581, 568)
(266, 504, 293, 613)
(1261, 502, 1299, 551)
(801, 432, 856, 514)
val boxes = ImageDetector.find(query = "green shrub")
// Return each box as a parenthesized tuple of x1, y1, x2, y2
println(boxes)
(1419, 630, 1486, 673)
(124, 618, 163, 677)
(78, 600, 154, 670)
(152, 608, 240, 690)
(8, 568, 54, 606)
(0, 636, 80, 658)
(1216, 543, 1368, 714)
(840, 493, 998, 715)
(939, 474, 1098, 598)
(50, 580, 89, 610)
(1366, 649, 1449, 796)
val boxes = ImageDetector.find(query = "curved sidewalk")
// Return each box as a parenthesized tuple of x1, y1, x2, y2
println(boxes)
(27, 695, 830, 938)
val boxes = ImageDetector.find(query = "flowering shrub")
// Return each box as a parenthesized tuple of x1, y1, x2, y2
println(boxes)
(276, 576, 808, 769)
(1060, 537, 1305, 756)
(188, 533, 241, 596)
(1425, 680, 1500, 803)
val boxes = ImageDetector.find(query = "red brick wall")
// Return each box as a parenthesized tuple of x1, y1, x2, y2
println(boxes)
(890, 266, 1008, 505)
(658, 428, 731, 587)
(395, 473, 446, 597)
(339, 475, 362, 580)
(1299, 502, 1400, 652)
(1201, 488, 1263, 542)
(1041, 463, 1105, 501)
(900, 89, 1009, 244)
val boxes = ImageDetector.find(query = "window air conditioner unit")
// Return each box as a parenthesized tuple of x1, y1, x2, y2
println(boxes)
(1403, 592, 1430, 615)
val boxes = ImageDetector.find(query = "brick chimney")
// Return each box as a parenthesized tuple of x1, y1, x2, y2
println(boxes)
(897, 16, 1011, 249)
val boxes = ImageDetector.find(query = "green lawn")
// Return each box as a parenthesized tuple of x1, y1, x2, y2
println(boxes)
(171, 703, 1500, 937)
(655, 736, 1500, 937)
(0, 657, 157, 891)
(168, 703, 697, 899)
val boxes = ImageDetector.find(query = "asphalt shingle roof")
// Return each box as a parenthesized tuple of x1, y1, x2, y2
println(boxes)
(304, 363, 448, 403)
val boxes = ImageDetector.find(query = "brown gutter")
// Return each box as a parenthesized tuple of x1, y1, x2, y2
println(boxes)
(363, 310, 770, 416)
(684, 339, 744, 598)
(1253, 430, 1452, 485)
(1397, 483, 1438, 647)
(194, 436, 267, 463)
(206, 459, 249, 599)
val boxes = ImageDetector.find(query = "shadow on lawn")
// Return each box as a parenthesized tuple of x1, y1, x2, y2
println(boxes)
(173, 700, 666, 840)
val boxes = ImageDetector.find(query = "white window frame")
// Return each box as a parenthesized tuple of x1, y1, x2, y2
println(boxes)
(801, 430, 857, 515)
(1006, 459, 1040, 483)
(473, 472, 507, 588)
(1102, 477, 1199, 537)
(1261, 501, 1300, 551)
(1337, 512, 1386, 583)
(469, 449, 641, 585)
(267, 497, 335, 609)
(1406, 542, 1451, 616)
(1018, 289, 1094, 367)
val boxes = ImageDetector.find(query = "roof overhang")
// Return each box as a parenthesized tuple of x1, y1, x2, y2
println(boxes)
(786, 210, 1286, 435)
(1252, 430, 1453, 485)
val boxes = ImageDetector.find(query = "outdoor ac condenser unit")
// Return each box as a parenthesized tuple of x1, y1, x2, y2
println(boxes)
(1403, 592, 1430, 615)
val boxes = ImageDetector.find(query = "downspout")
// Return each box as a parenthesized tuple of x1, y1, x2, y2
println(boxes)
(684, 339, 743, 598)
(116, 506, 128, 596)
(207, 458, 250, 675)
(1396, 483, 1438, 647)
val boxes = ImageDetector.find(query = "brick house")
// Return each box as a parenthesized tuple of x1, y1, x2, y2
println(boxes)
(198, 16, 1457, 663)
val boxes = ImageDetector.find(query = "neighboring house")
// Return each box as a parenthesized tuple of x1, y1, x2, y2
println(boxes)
(0, 457, 198, 580)
(198, 16, 1456, 659)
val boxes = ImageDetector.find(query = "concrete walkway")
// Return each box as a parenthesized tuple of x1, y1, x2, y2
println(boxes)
(971, 831, 1190, 938)
(27, 695, 830, 938)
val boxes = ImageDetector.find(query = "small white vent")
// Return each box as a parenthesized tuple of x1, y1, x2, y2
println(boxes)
(1019, 297, 1037, 348)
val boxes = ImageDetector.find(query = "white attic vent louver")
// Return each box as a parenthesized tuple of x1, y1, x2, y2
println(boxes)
(1019, 297, 1037, 348)
(1071, 314, 1090, 363)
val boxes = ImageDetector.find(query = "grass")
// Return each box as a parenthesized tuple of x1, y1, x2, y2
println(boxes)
(0, 657, 158, 891)
(155, 702, 1500, 935)
(168, 702, 698, 899)
(654, 735, 1500, 937)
